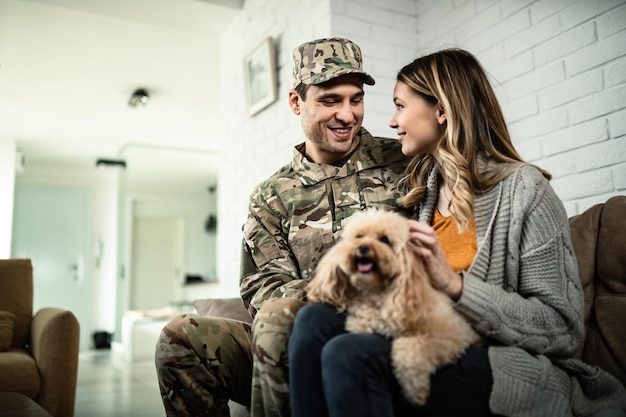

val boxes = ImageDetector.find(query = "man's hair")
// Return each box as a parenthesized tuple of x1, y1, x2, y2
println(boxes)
(295, 82, 309, 101)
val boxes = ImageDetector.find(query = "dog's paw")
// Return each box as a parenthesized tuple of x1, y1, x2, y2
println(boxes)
(392, 337, 435, 406)
(397, 372, 431, 406)
(407, 387, 430, 406)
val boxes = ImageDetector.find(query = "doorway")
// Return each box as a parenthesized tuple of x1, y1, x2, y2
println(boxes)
(11, 184, 91, 349)
(129, 216, 184, 311)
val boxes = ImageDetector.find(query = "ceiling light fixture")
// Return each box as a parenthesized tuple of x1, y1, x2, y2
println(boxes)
(128, 88, 149, 108)
(96, 158, 126, 170)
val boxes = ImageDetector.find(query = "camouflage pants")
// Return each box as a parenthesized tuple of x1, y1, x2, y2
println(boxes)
(155, 298, 305, 417)
(156, 313, 253, 417)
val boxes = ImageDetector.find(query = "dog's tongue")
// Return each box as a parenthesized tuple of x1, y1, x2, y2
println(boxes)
(357, 262, 373, 273)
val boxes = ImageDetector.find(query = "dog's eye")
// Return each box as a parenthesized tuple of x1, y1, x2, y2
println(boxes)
(379, 236, 391, 245)
(356, 234, 364, 239)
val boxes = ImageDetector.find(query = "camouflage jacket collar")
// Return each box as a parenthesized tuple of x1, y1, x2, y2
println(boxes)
(292, 128, 386, 186)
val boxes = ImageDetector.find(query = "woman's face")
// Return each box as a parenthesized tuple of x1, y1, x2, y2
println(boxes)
(388, 81, 446, 157)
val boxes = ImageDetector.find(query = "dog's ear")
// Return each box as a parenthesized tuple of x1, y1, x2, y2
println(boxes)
(382, 248, 430, 330)
(306, 250, 351, 311)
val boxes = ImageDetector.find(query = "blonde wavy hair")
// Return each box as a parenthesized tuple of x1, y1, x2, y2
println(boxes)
(396, 48, 551, 230)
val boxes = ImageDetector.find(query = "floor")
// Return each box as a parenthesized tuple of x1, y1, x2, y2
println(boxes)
(74, 348, 165, 417)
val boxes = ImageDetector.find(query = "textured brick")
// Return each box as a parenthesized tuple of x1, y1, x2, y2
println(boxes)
(597, 3, 626, 38)
(417, 0, 454, 23)
(378, 0, 418, 13)
(609, 108, 626, 138)
(478, 9, 531, 50)
(477, 0, 499, 12)
(539, 151, 576, 179)
(538, 69, 603, 110)
(561, 0, 625, 31)
(457, 2, 500, 42)
(541, 118, 608, 156)
(512, 135, 543, 161)
(490, 51, 534, 84)
(361, 40, 397, 61)
(564, 30, 626, 76)
(505, 14, 562, 57)
(533, 21, 597, 67)
(331, 14, 373, 37)
(606, 57, 626, 88)
(479, 44, 506, 69)
(501, 0, 535, 17)
(572, 137, 626, 172)
(614, 163, 626, 189)
(529, 0, 574, 23)
(505, 94, 539, 123)
(509, 106, 569, 142)
(348, 3, 394, 25)
(504, 60, 565, 99)
(569, 85, 626, 124)
(551, 169, 614, 199)
(433, 1, 477, 38)
(372, 25, 417, 45)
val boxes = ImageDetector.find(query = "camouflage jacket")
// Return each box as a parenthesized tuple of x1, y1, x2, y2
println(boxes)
(240, 128, 410, 317)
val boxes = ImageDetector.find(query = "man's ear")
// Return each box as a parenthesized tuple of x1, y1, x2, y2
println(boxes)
(436, 102, 447, 125)
(288, 89, 301, 115)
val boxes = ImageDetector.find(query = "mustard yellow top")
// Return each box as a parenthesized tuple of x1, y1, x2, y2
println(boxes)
(432, 209, 477, 273)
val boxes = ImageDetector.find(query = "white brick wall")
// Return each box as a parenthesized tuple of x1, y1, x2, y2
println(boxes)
(376, 0, 625, 211)
(214, 0, 626, 295)
(413, 0, 626, 215)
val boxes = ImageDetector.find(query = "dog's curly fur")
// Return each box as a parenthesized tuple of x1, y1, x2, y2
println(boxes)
(307, 209, 480, 406)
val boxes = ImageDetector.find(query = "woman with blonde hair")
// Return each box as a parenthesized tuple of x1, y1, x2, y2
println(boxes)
(288, 48, 626, 416)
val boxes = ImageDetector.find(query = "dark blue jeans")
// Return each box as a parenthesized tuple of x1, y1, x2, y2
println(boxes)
(289, 303, 497, 417)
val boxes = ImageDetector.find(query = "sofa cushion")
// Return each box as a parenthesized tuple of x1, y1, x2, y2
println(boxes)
(193, 298, 252, 324)
(569, 195, 626, 387)
(0, 348, 41, 398)
(0, 310, 15, 352)
(589, 196, 626, 385)
(0, 310, 16, 351)
(0, 259, 33, 348)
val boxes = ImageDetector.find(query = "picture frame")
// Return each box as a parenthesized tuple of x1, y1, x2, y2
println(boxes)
(243, 37, 277, 116)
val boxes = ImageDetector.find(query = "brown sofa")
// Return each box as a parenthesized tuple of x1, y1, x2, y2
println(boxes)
(570, 195, 626, 384)
(193, 195, 626, 416)
(0, 259, 80, 417)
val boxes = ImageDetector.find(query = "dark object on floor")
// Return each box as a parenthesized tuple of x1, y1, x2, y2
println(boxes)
(93, 331, 112, 349)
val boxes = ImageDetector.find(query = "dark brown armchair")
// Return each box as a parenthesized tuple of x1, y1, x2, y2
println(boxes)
(0, 259, 80, 417)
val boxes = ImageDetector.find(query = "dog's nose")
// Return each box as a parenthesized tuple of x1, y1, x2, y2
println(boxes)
(357, 245, 370, 257)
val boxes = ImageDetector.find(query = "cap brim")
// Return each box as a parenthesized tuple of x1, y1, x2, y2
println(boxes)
(304, 69, 376, 86)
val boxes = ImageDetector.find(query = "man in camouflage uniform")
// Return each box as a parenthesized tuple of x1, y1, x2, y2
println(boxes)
(155, 37, 410, 417)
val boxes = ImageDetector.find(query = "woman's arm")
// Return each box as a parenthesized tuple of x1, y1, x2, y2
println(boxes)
(456, 170, 584, 356)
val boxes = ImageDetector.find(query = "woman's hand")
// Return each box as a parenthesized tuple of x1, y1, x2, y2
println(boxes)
(406, 219, 463, 300)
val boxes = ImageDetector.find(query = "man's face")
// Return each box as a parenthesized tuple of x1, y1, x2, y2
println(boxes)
(289, 74, 365, 164)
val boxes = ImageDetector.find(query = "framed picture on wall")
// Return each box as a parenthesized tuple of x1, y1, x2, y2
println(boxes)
(243, 37, 277, 116)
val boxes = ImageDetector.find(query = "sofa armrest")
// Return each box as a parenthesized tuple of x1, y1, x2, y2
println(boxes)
(193, 298, 253, 324)
(30, 307, 80, 417)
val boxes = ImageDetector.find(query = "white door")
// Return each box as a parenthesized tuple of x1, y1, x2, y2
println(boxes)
(11, 184, 91, 349)
(130, 217, 184, 311)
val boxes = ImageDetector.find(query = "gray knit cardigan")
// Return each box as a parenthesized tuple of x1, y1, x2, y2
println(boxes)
(417, 164, 626, 416)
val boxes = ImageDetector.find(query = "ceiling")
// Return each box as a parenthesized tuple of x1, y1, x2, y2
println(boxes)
(0, 0, 243, 194)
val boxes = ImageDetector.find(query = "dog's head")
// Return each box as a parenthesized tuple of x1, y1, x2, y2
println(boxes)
(307, 209, 423, 311)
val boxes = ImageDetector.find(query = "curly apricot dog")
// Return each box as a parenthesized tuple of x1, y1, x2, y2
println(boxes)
(307, 209, 479, 405)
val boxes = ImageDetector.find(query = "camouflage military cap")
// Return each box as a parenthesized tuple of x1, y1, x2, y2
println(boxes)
(292, 37, 375, 88)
